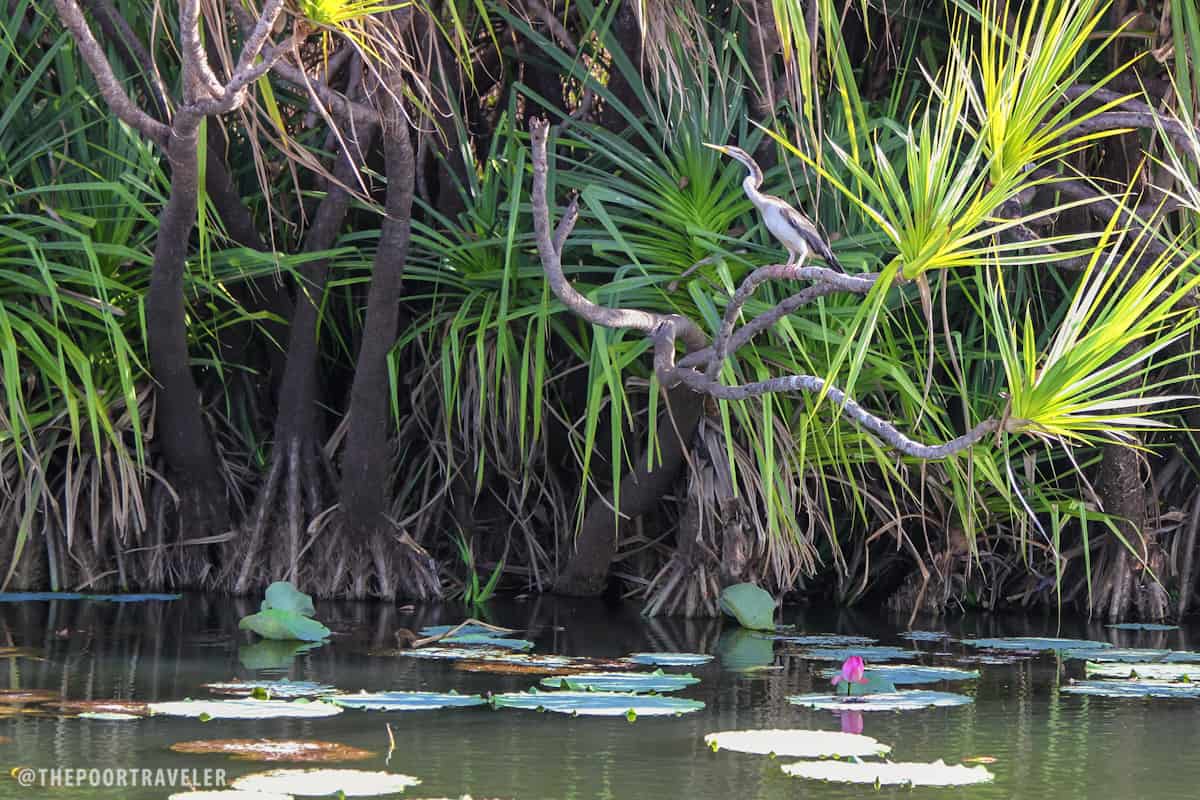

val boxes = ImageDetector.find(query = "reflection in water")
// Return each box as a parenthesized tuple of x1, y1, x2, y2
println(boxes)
(0, 596, 1197, 798)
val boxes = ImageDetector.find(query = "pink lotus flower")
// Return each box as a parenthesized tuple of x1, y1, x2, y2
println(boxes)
(831, 655, 868, 694)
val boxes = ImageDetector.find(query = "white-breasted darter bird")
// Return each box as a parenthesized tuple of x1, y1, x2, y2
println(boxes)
(705, 143, 844, 271)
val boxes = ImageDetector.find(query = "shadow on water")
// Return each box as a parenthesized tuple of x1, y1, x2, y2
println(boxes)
(0, 595, 1197, 798)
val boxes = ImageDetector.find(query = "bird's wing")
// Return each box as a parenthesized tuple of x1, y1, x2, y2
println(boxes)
(780, 205, 844, 272)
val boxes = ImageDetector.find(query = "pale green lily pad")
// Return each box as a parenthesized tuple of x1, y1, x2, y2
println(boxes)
(205, 681, 337, 699)
(628, 652, 713, 667)
(781, 759, 993, 786)
(148, 699, 342, 719)
(899, 631, 950, 642)
(794, 646, 916, 662)
(232, 769, 420, 797)
(788, 690, 973, 711)
(417, 623, 513, 637)
(539, 671, 699, 693)
(1062, 679, 1200, 698)
(1085, 661, 1200, 680)
(840, 674, 898, 696)
(821, 665, 980, 685)
(239, 610, 330, 643)
(1107, 623, 1179, 631)
(439, 634, 534, 650)
(704, 729, 891, 758)
(261, 582, 316, 617)
(960, 637, 1110, 652)
(718, 583, 776, 631)
(761, 633, 876, 646)
(330, 691, 486, 711)
(169, 792, 294, 800)
(1066, 648, 1200, 663)
(492, 689, 704, 717)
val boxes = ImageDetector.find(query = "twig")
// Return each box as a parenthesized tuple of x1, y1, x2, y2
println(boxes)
(409, 617, 519, 648)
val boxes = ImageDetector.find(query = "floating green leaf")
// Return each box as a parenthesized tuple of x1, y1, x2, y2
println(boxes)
(1062, 680, 1200, 698)
(899, 631, 950, 642)
(1106, 623, 1180, 631)
(239, 610, 331, 642)
(492, 689, 705, 717)
(439, 634, 534, 650)
(204, 681, 337, 699)
(960, 637, 1111, 652)
(794, 646, 916, 662)
(718, 583, 776, 631)
(820, 665, 980, 685)
(760, 634, 877, 646)
(781, 759, 994, 786)
(704, 729, 891, 758)
(231, 769, 420, 796)
(148, 699, 343, 719)
(539, 671, 699, 693)
(1084, 661, 1200, 681)
(1065, 648, 1200, 663)
(417, 623, 513, 637)
(627, 653, 713, 667)
(261, 582, 317, 617)
(329, 691, 487, 711)
(788, 690, 973, 711)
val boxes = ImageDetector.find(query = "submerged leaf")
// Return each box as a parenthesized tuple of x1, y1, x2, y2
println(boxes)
(539, 671, 699, 693)
(788, 690, 973, 711)
(239, 610, 331, 642)
(330, 691, 487, 711)
(232, 768, 420, 797)
(781, 759, 993, 786)
(716, 629, 777, 672)
(704, 729, 891, 758)
(718, 583, 776, 630)
(170, 739, 376, 762)
(492, 689, 704, 717)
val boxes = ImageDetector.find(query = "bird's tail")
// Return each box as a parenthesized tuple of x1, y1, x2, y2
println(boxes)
(815, 239, 846, 273)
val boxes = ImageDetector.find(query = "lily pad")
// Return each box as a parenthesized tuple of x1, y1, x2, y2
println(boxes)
(204, 681, 337, 699)
(169, 792, 294, 800)
(148, 699, 343, 719)
(1066, 648, 1200, 663)
(492, 689, 705, 717)
(78, 712, 141, 720)
(788, 690, 973, 711)
(47, 700, 151, 717)
(261, 582, 316, 617)
(1084, 661, 1200, 681)
(417, 623, 513, 637)
(170, 739, 376, 762)
(820, 665, 980, 685)
(792, 646, 916, 662)
(232, 769, 420, 797)
(718, 583, 776, 631)
(716, 629, 777, 672)
(899, 631, 950, 642)
(781, 759, 993, 786)
(959, 637, 1111, 652)
(392, 645, 520, 661)
(0, 592, 180, 602)
(239, 609, 331, 642)
(704, 729, 890, 757)
(330, 691, 487, 711)
(1107, 623, 1179, 631)
(438, 634, 534, 650)
(1062, 679, 1200, 698)
(84, 593, 182, 602)
(240, 640, 324, 670)
(539, 671, 699, 693)
(627, 652, 713, 667)
(759, 634, 877, 646)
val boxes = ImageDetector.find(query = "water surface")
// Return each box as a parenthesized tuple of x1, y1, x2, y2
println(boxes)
(1, 595, 1196, 798)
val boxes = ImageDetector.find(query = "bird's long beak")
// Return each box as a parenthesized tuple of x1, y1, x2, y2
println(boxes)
(703, 143, 728, 154)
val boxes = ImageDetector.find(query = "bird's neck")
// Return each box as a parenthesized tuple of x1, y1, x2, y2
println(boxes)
(742, 172, 768, 209)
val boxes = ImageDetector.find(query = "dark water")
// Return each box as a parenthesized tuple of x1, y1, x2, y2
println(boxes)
(0, 594, 1197, 799)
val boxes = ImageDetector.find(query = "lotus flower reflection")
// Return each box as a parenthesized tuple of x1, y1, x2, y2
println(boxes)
(831, 655, 868, 696)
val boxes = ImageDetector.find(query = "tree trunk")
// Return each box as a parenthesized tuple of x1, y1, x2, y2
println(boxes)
(145, 128, 229, 539)
(337, 86, 440, 601)
(554, 386, 706, 596)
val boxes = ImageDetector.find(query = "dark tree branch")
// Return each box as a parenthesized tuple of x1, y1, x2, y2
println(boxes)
(529, 117, 996, 461)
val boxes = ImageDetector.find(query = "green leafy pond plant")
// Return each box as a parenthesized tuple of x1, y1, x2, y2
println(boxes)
(238, 582, 331, 643)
